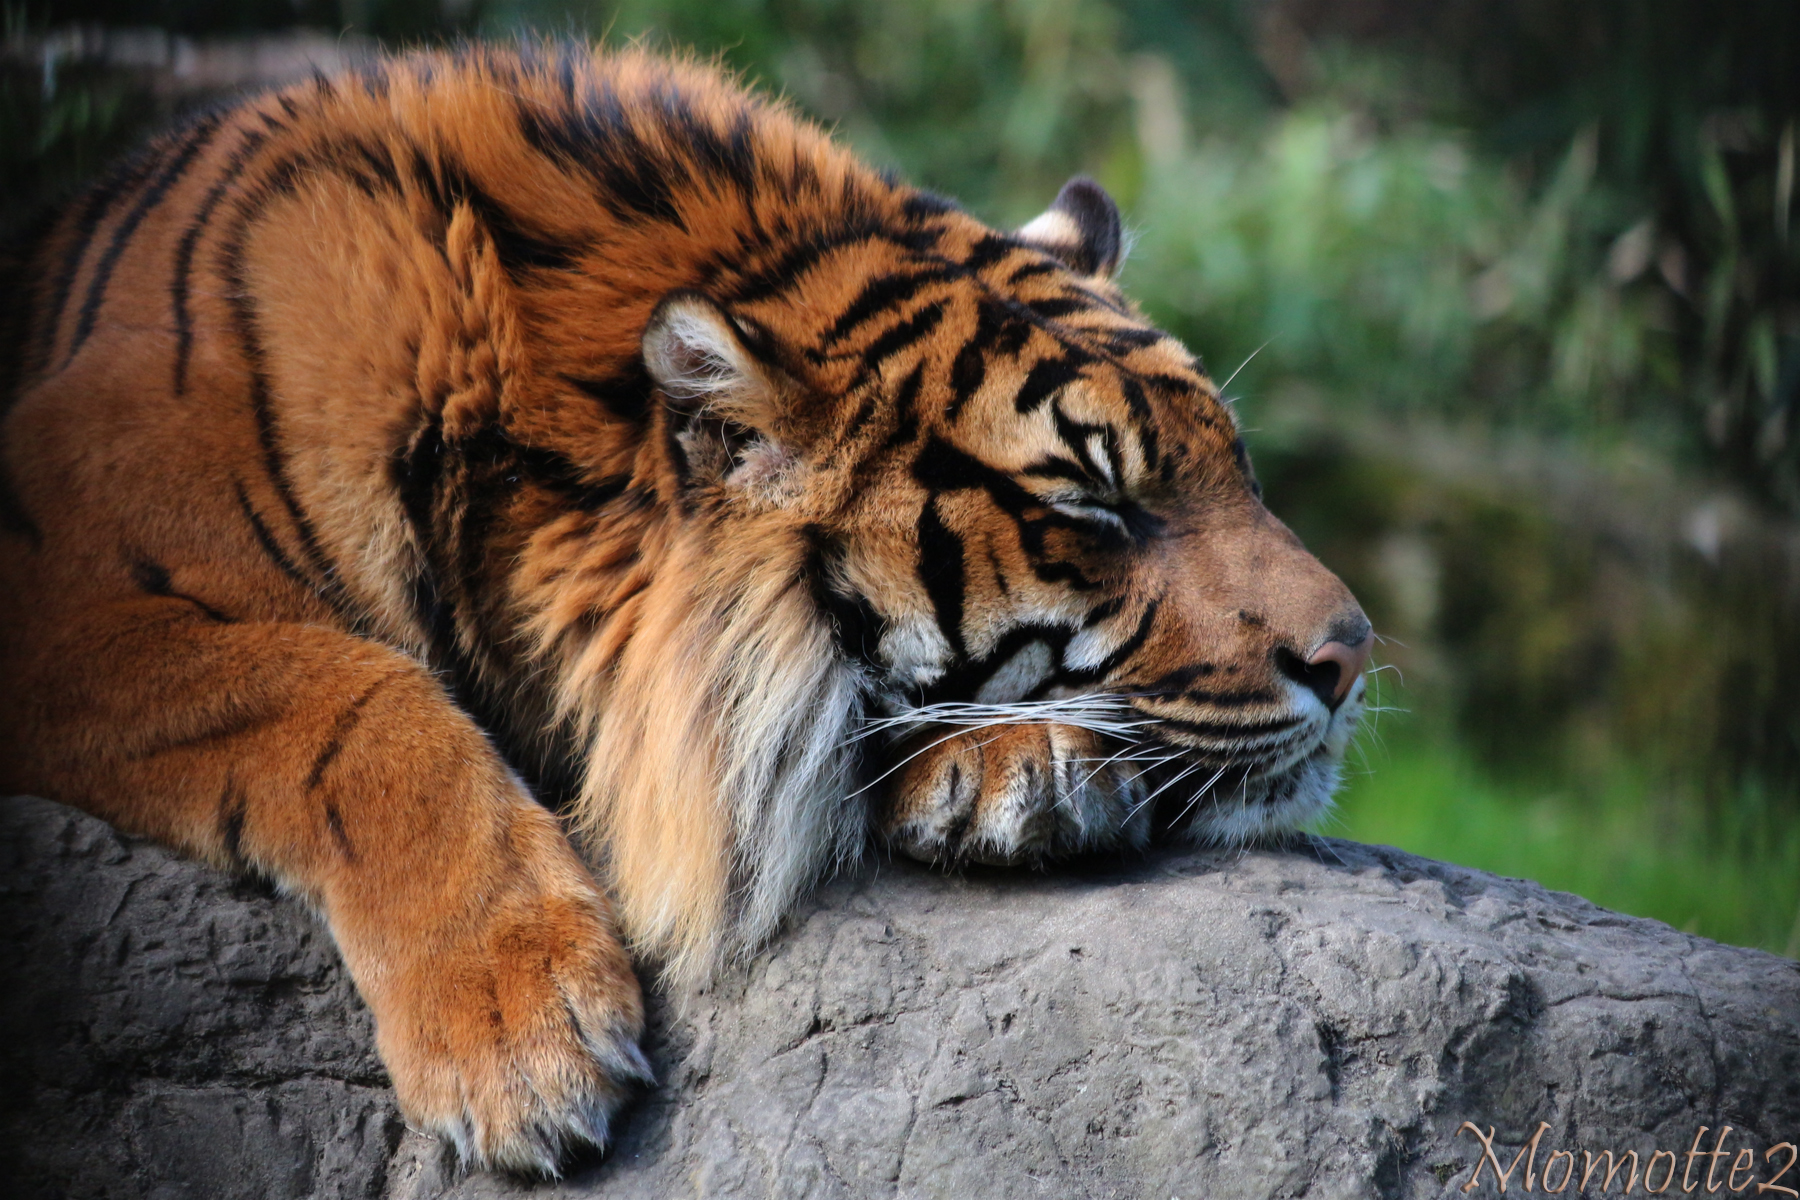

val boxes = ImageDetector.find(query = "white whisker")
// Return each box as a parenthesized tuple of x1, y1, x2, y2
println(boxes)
(844, 725, 1006, 801)
(1164, 764, 1232, 825)
(1217, 339, 1271, 395)
(857, 694, 1155, 745)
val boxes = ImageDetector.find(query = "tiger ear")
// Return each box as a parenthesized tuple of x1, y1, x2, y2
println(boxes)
(1017, 176, 1124, 279)
(641, 290, 784, 435)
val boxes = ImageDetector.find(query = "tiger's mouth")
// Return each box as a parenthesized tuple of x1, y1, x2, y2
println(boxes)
(1126, 670, 1368, 845)
(866, 669, 1366, 851)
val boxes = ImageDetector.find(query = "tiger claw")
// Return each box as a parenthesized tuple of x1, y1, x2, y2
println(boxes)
(370, 804, 651, 1177)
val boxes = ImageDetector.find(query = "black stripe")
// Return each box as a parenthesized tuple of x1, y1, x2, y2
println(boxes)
(350, 137, 401, 196)
(420, 152, 582, 275)
(515, 81, 689, 229)
(37, 144, 164, 375)
(945, 297, 1013, 423)
(1025, 296, 1090, 321)
(306, 676, 388, 791)
(1066, 284, 1129, 317)
(903, 191, 958, 220)
(940, 767, 979, 852)
(912, 434, 1104, 590)
(1019, 456, 1089, 485)
(1142, 371, 1208, 397)
(1071, 599, 1159, 681)
(1152, 714, 1304, 740)
(324, 804, 355, 860)
(234, 480, 313, 592)
(390, 415, 617, 794)
(1120, 377, 1159, 470)
(1014, 356, 1082, 413)
(1082, 596, 1124, 627)
(915, 498, 965, 657)
(456, 425, 636, 512)
(1048, 403, 1113, 481)
(66, 116, 222, 366)
(218, 774, 248, 867)
(857, 301, 944, 376)
(668, 103, 759, 198)
(1007, 260, 1058, 284)
(1180, 689, 1280, 708)
(216, 200, 374, 637)
(983, 541, 1010, 598)
(960, 234, 1015, 274)
(452, 441, 511, 641)
(1142, 664, 1216, 691)
(564, 363, 654, 424)
(129, 554, 235, 623)
(394, 420, 486, 721)
(174, 130, 266, 396)
(818, 268, 951, 350)
(916, 621, 1076, 706)
(884, 362, 925, 450)
(946, 340, 988, 423)
(802, 525, 885, 669)
(726, 224, 882, 305)
(1106, 327, 1164, 350)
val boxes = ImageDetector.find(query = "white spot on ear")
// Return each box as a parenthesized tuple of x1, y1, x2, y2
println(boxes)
(1016, 209, 1082, 253)
(642, 293, 764, 411)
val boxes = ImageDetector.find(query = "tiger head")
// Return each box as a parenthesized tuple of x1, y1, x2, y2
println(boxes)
(627, 176, 1371, 849)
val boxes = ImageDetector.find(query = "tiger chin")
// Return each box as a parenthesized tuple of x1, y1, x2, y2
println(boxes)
(0, 44, 1372, 1175)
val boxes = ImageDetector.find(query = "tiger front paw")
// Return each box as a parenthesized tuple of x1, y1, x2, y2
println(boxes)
(364, 805, 651, 1175)
(882, 722, 1152, 866)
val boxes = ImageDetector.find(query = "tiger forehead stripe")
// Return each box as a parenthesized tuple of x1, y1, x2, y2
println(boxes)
(815, 266, 954, 351)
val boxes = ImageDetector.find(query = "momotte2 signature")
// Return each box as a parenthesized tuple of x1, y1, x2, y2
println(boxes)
(1454, 1122, 1797, 1195)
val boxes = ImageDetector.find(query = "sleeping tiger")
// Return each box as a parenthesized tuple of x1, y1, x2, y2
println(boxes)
(0, 45, 1371, 1173)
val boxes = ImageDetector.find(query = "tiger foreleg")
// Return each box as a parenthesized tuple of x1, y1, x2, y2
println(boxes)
(0, 606, 648, 1174)
(880, 723, 1154, 866)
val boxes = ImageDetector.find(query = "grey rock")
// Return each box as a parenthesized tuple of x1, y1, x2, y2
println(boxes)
(4, 794, 1797, 1199)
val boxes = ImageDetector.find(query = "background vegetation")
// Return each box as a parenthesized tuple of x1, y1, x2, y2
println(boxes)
(9, 0, 1798, 953)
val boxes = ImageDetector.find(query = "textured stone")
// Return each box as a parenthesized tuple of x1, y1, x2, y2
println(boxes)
(4, 793, 1797, 1199)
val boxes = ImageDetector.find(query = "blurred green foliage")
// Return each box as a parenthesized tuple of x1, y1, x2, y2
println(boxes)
(6, 0, 1798, 952)
(524, 0, 1799, 507)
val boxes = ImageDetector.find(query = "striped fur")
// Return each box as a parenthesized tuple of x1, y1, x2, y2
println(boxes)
(0, 44, 1369, 1172)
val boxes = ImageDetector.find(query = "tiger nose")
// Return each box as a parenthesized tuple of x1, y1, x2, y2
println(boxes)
(1307, 634, 1373, 706)
(1277, 619, 1373, 709)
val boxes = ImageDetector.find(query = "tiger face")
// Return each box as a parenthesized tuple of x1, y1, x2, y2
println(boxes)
(634, 178, 1371, 862)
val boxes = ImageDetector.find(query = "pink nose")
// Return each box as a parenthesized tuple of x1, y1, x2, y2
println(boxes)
(1307, 634, 1373, 706)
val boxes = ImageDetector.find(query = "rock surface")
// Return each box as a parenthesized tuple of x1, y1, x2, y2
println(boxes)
(3, 794, 1797, 1200)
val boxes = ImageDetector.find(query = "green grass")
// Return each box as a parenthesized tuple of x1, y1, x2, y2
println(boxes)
(1322, 708, 1800, 958)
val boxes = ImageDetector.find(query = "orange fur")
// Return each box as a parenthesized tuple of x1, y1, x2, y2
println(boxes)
(0, 44, 1369, 1172)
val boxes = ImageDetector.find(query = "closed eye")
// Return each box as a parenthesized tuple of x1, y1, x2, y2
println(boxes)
(1045, 491, 1162, 545)
(1050, 497, 1128, 528)
(1020, 457, 1162, 543)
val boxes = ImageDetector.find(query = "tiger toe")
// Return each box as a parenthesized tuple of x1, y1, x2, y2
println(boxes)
(369, 810, 651, 1175)
(883, 722, 1151, 866)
